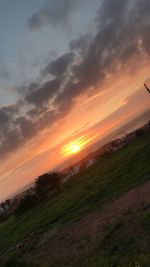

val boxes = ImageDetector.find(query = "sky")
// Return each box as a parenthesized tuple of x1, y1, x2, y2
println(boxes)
(0, 0, 150, 201)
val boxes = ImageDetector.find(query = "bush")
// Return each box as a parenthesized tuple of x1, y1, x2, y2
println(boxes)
(15, 194, 36, 216)
(135, 129, 145, 137)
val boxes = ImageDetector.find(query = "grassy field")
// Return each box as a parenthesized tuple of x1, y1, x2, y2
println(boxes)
(0, 131, 150, 266)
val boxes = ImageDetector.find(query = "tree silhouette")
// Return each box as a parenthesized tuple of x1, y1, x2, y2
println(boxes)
(35, 172, 62, 199)
(0, 202, 7, 214)
(15, 194, 36, 216)
(5, 199, 11, 209)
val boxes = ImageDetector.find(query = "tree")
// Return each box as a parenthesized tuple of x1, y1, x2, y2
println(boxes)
(135, 128, 144, 137)
(15, 194, 36, 216)
(0, 202, 7, 214)
(35, 172, 62, 199)
(5, 199, 11, 209)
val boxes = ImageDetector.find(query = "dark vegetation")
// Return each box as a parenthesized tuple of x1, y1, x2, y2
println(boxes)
(135, 128, 145, 137)
(15, 195, 37, 217)
(1, 252, 39, 267)
(14, 172, 63, 216)
(35, 172, 62, 199)
(13, 172, 62, 217)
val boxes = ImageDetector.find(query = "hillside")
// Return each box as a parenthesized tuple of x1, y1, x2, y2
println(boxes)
(0, 130, 150, 267)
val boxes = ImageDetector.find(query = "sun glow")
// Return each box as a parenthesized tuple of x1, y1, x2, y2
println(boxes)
(62, 141, 81, 156)
(61, 133, 98, 157)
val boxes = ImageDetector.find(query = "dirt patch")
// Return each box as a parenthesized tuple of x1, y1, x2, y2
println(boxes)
(27, 180, 150, 265)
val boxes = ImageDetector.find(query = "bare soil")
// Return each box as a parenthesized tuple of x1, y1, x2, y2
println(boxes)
(27, 180, 150, 265)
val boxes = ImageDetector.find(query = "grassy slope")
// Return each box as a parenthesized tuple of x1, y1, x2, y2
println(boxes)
(0, 131, 150, 254)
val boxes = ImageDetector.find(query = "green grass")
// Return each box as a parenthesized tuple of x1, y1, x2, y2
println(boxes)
(0, 131, 150, 254)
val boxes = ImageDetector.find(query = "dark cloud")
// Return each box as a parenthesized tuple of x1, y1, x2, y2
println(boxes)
(0, 51, 75, 157)
(27, 0, 82, 31)
(0, 105, 18, 124)
(26, 78, 61, 107)
(0, 105, 20, 156)
(66, 0, 150, 95)
(52, 0, 150, 130)
(0, 109, 10, 124)
(15, 116, 36, 140)
(25, 52, 74, 109)
(0, 103, 36, 156)
(69, 34, 92, 54)
(97, 0, 130, 24)
(0, 130, 21, 157)
(43, 52, 74, 77)
(136, 0, 150, 17)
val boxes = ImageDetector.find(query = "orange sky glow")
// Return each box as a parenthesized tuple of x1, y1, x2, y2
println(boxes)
(0, 57, 150, 201)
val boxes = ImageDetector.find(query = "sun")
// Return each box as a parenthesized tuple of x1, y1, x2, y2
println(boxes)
(62, 141, 81, 156)
(61, 134, 98, 158)
(68, 143, 81, 153)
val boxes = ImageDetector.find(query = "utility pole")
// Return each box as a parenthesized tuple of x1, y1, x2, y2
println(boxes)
(144, 83, 150, 94)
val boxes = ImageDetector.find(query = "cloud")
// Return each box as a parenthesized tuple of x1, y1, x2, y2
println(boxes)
(0, 104, 37, 157)
(0, 52, 75, 157)
(42, 52, 74, 77)
(27, 0, 82, 31)
(0, 105, 18, 125)
(69, 34, 92, 54)
(26, 78, 61, 107)
(25, 52, 75, 112)
(65, 0, 150, 95)
(15, 116, 36, 140)
(1, 0, 150, 158)
(97, 0, 130, 24)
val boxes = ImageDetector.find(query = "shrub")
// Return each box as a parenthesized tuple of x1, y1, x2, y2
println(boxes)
(15, 194, 36, 216)
(135, 129, 145, 137)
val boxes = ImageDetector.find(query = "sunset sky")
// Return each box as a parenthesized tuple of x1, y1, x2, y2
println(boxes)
(0, 0, 150, 201)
